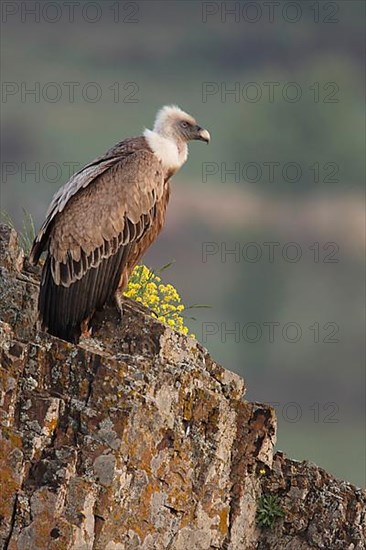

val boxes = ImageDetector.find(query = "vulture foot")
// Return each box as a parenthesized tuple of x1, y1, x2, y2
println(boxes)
(81, 318, 92, 338)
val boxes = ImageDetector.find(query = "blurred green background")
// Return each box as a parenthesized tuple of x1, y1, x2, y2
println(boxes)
(1, 0, 365, 486)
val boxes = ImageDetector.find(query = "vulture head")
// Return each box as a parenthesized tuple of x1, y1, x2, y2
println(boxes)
(144, 105, 210, 171)
(153, 105, 211, 144)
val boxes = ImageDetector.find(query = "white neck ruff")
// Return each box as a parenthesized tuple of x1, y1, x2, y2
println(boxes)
(144, 129, 188, 171)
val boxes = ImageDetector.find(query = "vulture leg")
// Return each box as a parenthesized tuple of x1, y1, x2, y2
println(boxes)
(114, 292, 124, 321)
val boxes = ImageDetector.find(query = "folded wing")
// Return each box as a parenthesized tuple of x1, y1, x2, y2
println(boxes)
(30, 147, 164, 342)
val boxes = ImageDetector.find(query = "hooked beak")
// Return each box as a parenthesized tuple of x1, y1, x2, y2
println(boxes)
(194, 126, 211, 144)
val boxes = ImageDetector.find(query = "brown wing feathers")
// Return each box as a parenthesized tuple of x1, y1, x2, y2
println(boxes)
(31, 145, 165, 343)
(40, 240, 132, 343)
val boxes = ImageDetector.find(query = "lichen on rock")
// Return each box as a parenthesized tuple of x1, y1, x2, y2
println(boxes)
(0, 223, 365, 549)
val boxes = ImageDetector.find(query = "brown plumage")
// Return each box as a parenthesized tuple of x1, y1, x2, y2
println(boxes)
(30, 106, 210, 343)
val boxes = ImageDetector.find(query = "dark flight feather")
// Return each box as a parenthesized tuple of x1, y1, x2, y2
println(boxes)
(39, 241, 131, 342)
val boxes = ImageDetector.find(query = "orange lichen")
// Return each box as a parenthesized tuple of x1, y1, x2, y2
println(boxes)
(219, 507, 229, 535)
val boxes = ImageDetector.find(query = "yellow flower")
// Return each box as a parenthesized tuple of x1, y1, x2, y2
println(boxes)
(124, 264, 193, 337)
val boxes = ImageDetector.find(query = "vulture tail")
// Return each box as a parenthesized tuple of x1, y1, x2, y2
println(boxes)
(39, 246, 130, 344)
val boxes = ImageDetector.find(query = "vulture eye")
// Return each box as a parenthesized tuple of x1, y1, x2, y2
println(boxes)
(181, 121, 190, 129)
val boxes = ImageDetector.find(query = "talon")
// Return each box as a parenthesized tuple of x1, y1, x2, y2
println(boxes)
(81, 318, 92, 338)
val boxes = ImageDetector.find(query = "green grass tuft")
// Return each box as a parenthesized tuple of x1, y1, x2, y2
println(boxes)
(256, 494, 284, 529)
(1, 209, 36, 255)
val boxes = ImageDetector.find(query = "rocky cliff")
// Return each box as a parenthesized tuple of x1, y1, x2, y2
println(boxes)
(0, 224, 365, 550)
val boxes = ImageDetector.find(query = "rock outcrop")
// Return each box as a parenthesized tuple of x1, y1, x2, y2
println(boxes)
(0, 224, 365, 549)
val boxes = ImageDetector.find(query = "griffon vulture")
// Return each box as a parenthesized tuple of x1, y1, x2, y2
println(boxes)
(29, 105, 210, 343)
